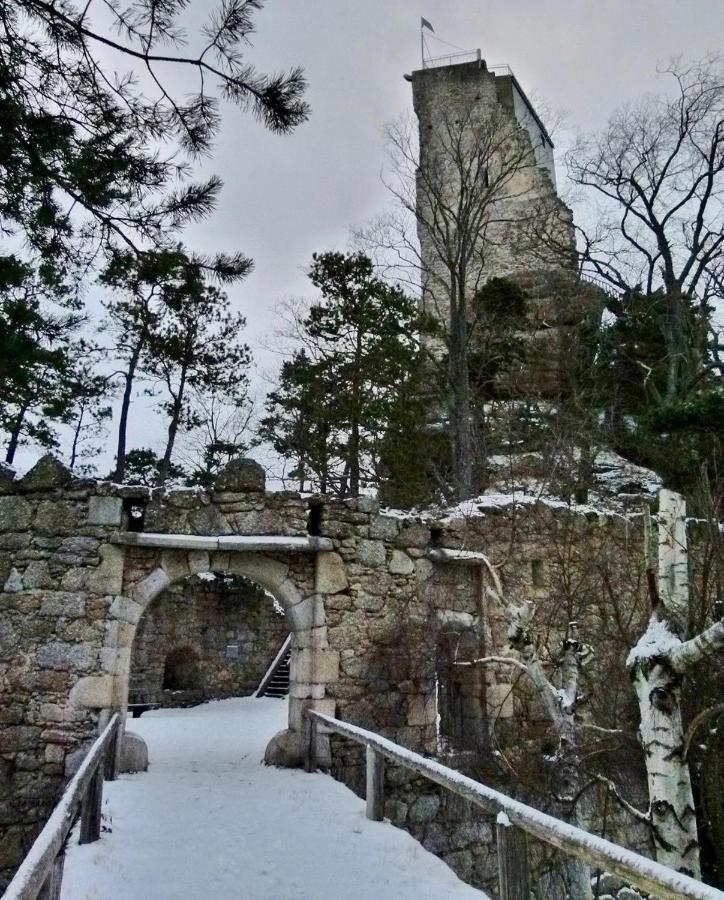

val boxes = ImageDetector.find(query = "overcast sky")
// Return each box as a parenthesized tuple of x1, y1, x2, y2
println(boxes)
(186, 0, 723, 361)
(31, 0, 724, 474)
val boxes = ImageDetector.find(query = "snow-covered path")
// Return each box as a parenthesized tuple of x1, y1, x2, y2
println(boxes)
(61, 698, 486, 899)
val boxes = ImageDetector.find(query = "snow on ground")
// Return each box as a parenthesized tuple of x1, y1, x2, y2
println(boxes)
(61, 698, 487, 900)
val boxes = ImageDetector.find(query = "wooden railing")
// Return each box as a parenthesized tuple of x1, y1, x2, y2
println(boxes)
(4, 714, 120, 900)
(305, 711, 724, 900)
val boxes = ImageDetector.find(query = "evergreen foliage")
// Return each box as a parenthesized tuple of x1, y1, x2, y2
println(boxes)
(261, 252, 428, 498)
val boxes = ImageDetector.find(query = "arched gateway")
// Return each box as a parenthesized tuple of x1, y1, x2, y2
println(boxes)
(0, 453, 478, 881)
(1, 453, 627, 888)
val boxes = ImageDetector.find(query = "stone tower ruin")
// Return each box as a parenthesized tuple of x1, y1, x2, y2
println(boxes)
(409, 55, 595, 397)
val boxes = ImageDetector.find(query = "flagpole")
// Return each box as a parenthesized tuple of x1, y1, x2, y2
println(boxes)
(420, 22, 424, 68)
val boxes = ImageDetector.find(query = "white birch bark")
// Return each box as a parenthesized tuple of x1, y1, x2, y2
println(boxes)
(628, 619, 700, 876)
(627, 490, 703, 878)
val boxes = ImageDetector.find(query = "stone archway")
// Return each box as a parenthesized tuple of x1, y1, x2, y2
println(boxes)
(96, 543, 336, 766)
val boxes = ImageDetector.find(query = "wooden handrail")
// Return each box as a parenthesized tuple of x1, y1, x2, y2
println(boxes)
(306, 710, 724, 900)
(5, 714, 120, 900)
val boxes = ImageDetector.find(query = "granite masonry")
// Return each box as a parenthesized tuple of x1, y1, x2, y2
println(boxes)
(0, 455, 651, 892)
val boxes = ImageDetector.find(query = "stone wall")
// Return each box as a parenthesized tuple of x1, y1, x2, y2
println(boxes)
(129, 574, 288, 705)
(0, 453, 652, 893)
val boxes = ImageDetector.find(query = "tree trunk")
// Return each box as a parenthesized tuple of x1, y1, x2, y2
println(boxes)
(627, 490, 701, 877)
(5, 401, 29, 465)
(114, 342, 142, 482)
(664, 283, 689, 401)
(629, 644, 700, 876)
(69, 403, 86, 471)
(157, 364, 188, 485)
(448, 289, 475, 501)
(514, 633, 592, 899)
(348, 326, 363, 498)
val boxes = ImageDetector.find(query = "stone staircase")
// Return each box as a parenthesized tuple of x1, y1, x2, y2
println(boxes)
(255, 636, 291, 698)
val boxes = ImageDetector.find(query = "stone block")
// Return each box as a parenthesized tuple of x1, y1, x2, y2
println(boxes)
(0, 496, 33, 531)
(388, 550, 414, 575)
(409, 794, 441, 824)
(22, 560, 53, 590)
(436, 609, 475, 630)
(293, 627, 329, 650)
(60, 568, 87, 591)
(188, 504, 232, 535)
(110, 594, 144, 625)
(414, 558, 434, 582)
(369, 514, 400, 541)
(3, 567, 23, 593)
(307, 698, 337, 734)
(263, 729, 306, 768)
(120, 732, 149, 773)
(39, 593, 85, 618)
(160, 550, 190, 584)
(290, 648, 339, 684)
(287, 595, 314, 631)
(486, 683, 514, 718)
(69, 675, 115, 708)
(19, 454, 71, 492)
(45, 743, 65, 765)
(132, 567, 171, 606)
(315, 552, 348, 594)
(278, 578, 302, 608)
(289, 681, 313, 699)
(230, 554, 288, 591)
(87, 496, 123, 526)
(0, 462, 16, 494)
(187, 551, 210, 575)
(394, 522, 430, 549)
(407, 694, 437, 726)
(313, 595, 326, 627)
(35, 500, 79, 535)
(0, 827, 23, 869)
(357, 540, 386, 568)
(36, 642, 96, 671)
(214, 458, 265, 493)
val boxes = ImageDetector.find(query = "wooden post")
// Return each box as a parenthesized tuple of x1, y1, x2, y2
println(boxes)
(105, 718, 120, 781)
(38, 852, 65, 900)
(79, 764, 104, 844)
(365, 747, 385, 822)
(497, 814, 530, 900)
(304, 716, 317, 773)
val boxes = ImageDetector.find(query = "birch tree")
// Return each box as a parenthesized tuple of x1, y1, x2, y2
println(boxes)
(626, 489, 724, 879)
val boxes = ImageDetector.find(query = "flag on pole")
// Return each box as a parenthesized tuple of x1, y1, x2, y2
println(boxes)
(421, 17, 434, 32)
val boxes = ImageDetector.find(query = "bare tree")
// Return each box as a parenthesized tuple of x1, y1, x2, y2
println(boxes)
(177, 387, 254, 486)
(359, 103, 572, 501)
(568, 56, 724, 400)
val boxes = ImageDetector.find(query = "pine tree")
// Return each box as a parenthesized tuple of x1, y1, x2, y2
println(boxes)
(0, 258, 84, 463)
(261, 252, 427, 498)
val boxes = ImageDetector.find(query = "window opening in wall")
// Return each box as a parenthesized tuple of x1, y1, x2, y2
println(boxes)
(531, 558, 544, 587)
(307, 500, 324, 536)
(122, 498, 146, 532)
(162, 646, 201, 691)
(435, 637, 465, 753)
